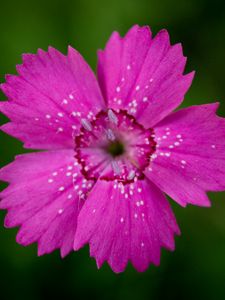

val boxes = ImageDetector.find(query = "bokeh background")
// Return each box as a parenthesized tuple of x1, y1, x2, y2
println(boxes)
(0, 0, 225, 299)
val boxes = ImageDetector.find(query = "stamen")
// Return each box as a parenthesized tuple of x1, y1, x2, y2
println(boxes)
(127, 170, 135, 180)
(111, 160, 121, 175)
(81, 118, 92, 131)
(108, 109, 118, 125)
(106, 128, 116, 141)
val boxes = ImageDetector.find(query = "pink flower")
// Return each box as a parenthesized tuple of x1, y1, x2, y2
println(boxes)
(0, 25, 225, 273)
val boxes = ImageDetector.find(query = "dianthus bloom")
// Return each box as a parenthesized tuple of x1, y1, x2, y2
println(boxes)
(0, 25, 225, 273)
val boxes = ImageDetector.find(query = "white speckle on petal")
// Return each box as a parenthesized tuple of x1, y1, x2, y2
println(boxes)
(62, 99, 68, 105)
(143, 97, 148, 102)
(57, 127, 63, 133)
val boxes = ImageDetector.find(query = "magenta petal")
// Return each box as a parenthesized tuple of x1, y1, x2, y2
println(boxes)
(97, 25, 194, 127)
(98, 25, 152, 103)
(145, 103, 225, 207)
(0, 150, 92, 257)
(0, 46, 105, 149)
(74, 179, 180, 273)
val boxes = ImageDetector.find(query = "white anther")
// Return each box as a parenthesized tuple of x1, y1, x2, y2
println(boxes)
(127, 170, 135, 180)
(111, 160, 121, 175)
(106, 128, 116, 141)
(81, 118, 92, 131)
(108, 109, 118, 125)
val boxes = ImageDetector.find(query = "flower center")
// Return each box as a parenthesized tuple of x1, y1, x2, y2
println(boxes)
(106, 140, 125, 157)
(75, 109, 156, 184)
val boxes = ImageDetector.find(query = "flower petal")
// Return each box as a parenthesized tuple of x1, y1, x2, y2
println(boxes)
(74, 178, 180, 273)
(0, 150, 94, 257)
(97, 25, 194, 127)
(145, 103, 225, 207)
(0, 46, 105, 149)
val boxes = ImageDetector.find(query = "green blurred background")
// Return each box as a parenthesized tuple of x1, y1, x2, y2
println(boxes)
(0, 0, 225, 299)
